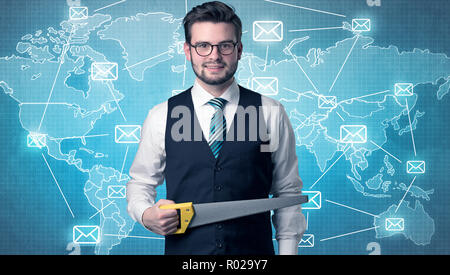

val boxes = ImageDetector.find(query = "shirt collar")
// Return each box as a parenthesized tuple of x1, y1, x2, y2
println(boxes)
(191, 78, 239, 108)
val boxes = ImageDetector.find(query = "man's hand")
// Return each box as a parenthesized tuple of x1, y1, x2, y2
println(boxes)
(142, 199, 179, 236)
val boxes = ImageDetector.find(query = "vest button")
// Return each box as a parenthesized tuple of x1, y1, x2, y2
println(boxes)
(216, 241, 223, 248)
(215, 185, 222, 191)
(215, 165, 222, 172)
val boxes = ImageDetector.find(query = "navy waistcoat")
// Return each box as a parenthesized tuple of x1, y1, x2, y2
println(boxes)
(164, 85, 274, 255)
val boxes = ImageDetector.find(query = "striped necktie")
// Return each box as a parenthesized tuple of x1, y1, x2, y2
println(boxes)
(207, 97, 228, 158)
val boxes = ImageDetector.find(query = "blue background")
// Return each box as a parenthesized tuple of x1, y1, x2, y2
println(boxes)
(0, 0, 449, 254)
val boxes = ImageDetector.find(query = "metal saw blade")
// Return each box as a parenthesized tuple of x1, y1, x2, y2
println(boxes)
(188, 195, 308, 228)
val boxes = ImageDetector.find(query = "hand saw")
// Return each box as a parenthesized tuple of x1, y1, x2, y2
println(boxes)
(160, 195, 308, 234)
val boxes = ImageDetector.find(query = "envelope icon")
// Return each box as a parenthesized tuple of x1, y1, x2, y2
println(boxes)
(107, 185, 126, 199)
(406, 160, 425, 174)
(302, 191, 321, 210)
(340, 125, 367, 143)
(69, 7, 88, 21)
(115, 125, 141, 143)
(318, 95, 337, 109)
(27, 133, 46, 148)
(395, 83, 414, 96)
(298, 234, 314, 247)
(352, 19, 370, 32)
(385, 218, 404, 231)
(91, 62, 118, 81)
(253, 21, 283, 42)
(73, 225, 100, 244)
(251, 77, 278, 96)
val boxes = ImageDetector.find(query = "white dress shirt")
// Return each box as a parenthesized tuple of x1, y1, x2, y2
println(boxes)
(126, 78, 306, 255)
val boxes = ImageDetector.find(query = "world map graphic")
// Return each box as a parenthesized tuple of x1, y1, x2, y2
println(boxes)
(0, 0, 449, 255)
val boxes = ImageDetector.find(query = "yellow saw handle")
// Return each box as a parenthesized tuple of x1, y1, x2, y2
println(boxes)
(159, 202, 194, 234)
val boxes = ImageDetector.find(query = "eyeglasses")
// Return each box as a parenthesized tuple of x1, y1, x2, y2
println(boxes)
(189, 41, 239, 57)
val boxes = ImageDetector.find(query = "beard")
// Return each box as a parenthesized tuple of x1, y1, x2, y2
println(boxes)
(190, 56, 238, 86)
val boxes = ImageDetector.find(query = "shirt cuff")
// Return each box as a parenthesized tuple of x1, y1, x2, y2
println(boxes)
(129, 201, 154, 229)
(278, 239, 299, 255)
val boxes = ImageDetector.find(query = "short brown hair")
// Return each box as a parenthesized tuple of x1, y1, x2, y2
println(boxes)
(183, 1, 242, 44)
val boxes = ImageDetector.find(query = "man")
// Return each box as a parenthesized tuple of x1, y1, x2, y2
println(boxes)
(127, 1, 306, 255)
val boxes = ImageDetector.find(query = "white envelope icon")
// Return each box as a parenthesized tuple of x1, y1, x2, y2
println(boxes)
(91, 62, 118, 81)
(298, 234, 314, 247)
(340, 125, 367, 143)
(395, 83, 414, 96)
(302, 191, 321, 210)
(385, 218, 404, 231)
(251, 77, 278, 96)
(107, 185, 126, 199)
(73, 225, 100, 244)
(318, 95, 337, 109)
(27, 133, 46, 148)
(69, 7, 88, 21)
(352, 19, 370, 32)
(115, 125, 141, 143)
(253, 21, 283, 42)
(406, 160, 425, 174)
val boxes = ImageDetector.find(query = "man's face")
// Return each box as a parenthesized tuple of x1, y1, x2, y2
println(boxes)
(184, 22, 243, 86)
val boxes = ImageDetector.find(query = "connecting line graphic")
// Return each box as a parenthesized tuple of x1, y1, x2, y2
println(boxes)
(181, 0, 188, 87)
(106, 81, 127, 122)
(293, 115, 312, 132)
(93, 0, 127, 13)
(320, 226, 380, 242)
(182, 58, 187, 88)
(104, 234, 164, 240)
(119, 145, 129, 181)
(42, 153, 75, 218)
(263, 45, 269, 72)
(335, 111, 345, 121)
(89, 200, 115, 220)
(395, 176, 417, 213)
(309, 145, 351, 189)
(405, 100, 417, 156)
(20, 102, 71, 105)
(338, 89, 390, 104)
(328, 35, 360, 93)
(37, 25, 75, 133)
(53, 133, 110, 141)
(284, 47, 320, 94)
(320, 200, 380, 242)
(370, 140, 402, 163)
(263, 0, 347, 18)
(325, 199, 380, 218)
(305, 212, 309, 231)
(282, 87, 314, 100)
(122, 50, 171, 71)
(289, 26, 344, 32)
